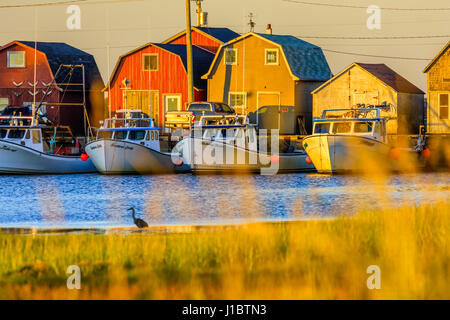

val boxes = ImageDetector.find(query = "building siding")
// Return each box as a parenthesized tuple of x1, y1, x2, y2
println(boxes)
(425, 45, 450, 133)
(108, 45, 201, 127)
(0, 43, 59, 108)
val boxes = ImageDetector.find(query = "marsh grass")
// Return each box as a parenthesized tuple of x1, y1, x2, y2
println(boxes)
(0, 202, 449, 299)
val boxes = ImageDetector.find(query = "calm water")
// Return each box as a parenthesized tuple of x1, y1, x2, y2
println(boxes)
(0, 172, 448, 228)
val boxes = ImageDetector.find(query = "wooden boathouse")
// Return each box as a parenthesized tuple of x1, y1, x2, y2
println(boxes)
(104, 43, 214, 128)
(311, 63, 425, 134)
(0, 40, 104, 135)
(423, 41, 450, 134)
(202, 26, 332, 134)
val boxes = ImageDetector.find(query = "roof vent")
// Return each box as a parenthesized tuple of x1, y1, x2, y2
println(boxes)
(266, 24, 272, 35)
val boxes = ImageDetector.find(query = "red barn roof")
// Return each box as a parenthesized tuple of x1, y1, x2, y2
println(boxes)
(163, 26, 239, 45)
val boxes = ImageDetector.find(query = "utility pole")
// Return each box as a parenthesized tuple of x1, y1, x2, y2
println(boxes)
(186, 0, 194, 103)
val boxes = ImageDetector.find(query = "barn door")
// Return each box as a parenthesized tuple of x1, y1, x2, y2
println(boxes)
(123, 90, 149, 112)
(257, 92, 280, 110)
(257, 92, 281, 128)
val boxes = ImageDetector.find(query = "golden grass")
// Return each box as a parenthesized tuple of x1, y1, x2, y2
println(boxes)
(0, 201, 449, 300)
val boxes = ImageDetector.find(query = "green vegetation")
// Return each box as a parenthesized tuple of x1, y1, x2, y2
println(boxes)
(0, 202, 449, 299)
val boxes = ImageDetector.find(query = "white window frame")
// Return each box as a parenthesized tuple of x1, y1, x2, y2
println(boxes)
(143, 53, 159, 71)
(164, 94, 182, 112)
(228, 92, 247, 113)
(265, 48, 279, 66)
(224, 48, 238, 66)
(7, 51, 26, 68)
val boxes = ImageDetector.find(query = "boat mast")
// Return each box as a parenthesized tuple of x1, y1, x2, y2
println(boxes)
(106, 8, 112, 119)
(185, 0, 194, 103)
(32, 7, 37, 126)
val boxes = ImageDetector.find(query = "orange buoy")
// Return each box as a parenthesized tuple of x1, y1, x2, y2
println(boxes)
(389, 148, 400, 160)
(80, 153, 89, 161)
(270, 154, 280, 164)
(174, 158, 183, 166)
(305, 156, 313, 164)
(421, 148, 431, 158)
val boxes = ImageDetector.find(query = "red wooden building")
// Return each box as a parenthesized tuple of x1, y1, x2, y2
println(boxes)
(105, 43, 214, 128)
(0, 41, 104, 135)
(163, 27, 240, 53)
(105, 27, 239, 129)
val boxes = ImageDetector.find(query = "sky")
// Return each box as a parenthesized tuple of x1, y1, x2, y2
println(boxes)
(0, 0, 449, 91)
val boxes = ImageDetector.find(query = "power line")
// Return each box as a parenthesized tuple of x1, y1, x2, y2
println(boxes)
(77, 44, 433, 61)
(295, 35, 450, 40)
(0, 0, 142, 8)
(282, 0, 450, 11)
(322, 48, 431, 61)
(316, 42, 445, 47)
(0, 25, 184, 34)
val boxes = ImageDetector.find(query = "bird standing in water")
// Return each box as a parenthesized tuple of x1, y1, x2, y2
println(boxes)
(128, 207, 149, 228)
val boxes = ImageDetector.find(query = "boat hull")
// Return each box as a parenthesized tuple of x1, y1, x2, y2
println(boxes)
(0, 140, 97, 174)
(85, 139, 190, 174)
(302, 134, 423, 174)
(178, 138, 315, 174)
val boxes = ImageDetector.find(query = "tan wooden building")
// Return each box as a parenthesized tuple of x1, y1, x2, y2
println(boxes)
(311, 63, 425, 134)
(202, 30, 331, 133)
(423, 41, 450, 134)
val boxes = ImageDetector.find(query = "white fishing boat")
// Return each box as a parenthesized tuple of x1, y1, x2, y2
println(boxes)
(302, 108, 424, 174)
(85, 114, 188, 174)
(0, 106, 96, 174)
(173, 115, 315, 174)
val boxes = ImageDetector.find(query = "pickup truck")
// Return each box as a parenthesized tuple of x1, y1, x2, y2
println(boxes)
(165, 102, 235, 130)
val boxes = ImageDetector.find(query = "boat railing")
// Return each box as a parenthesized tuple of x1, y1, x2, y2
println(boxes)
(320, 107, 391, 120)
(0, 115, 35, 127)
(197, 114, 249, 127)
(101, 118, 155, 129)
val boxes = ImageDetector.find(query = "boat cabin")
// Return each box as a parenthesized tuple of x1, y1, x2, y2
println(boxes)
(312, 108, 388, 143)
(0, 123, 81, 155)
(95, 117, 161, 151)
(191, 115, 258, 151)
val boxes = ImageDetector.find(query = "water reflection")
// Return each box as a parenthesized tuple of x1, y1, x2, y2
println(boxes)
(0, 173, 448, 228)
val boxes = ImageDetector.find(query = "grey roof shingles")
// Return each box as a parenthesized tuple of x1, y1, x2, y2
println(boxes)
(155, 44, 214, 89)
(257, 33, 332, 81)
(356, 63, 424, 94)
(195, 27, 240, 43)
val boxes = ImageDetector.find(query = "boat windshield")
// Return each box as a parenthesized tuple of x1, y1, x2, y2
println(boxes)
(114, 131, 128, 140)
(128, 130, 146, 140)
(354, 121, 373, 133)
(203, 128, 219, 139)
(0, 129, 7, 138)
(332, 122, 351, 134)
(314, 123, 330, 134)
(7, 129, 26, 139)
(97, 131, 113, 139)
